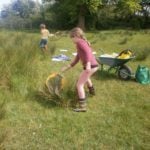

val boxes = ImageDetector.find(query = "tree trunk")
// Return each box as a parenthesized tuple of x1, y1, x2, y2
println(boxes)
(77, 5, 86, 30)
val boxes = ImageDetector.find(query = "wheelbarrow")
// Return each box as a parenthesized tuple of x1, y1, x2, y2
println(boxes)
(97, 53, 135, 80)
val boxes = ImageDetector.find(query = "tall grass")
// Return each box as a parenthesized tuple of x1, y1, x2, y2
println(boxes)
(0, 29, 149, 149)
(37, 74, 77, 107)
(0, 101, 6, 149)
(134, 47, 150, 61)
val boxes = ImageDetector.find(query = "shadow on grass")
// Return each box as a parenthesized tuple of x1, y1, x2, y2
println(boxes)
(94, 69, 118, 81)
(32, 90, 58, 109)
(31, 89, 77, 109)
(94, 69, 137, 83)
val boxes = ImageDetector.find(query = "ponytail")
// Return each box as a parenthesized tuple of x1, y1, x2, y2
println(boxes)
(70, 27, 91, 45)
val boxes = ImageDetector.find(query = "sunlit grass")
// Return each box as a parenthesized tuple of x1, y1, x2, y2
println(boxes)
(0, 29, 149, 149)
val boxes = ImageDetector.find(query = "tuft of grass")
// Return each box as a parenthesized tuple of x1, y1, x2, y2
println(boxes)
(0, 132, 6, 150)
(48, 44, 56, 56)
(0, 101, 6, 149)
(134, 47, 150, 61)
(119, 37, 128, 45)
(0, 101, 5, 120)
(37, 74, 77, 107)
(0, 75, 12, 90)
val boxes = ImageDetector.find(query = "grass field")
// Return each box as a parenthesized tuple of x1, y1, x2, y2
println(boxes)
(0, 29, 150, 150)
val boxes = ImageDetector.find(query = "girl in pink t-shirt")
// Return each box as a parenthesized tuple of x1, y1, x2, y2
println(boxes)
(61, 27, 99, 112)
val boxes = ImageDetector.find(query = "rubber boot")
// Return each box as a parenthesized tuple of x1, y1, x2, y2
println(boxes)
(88, 86, 95, 95)
(73, 98, 87, 112)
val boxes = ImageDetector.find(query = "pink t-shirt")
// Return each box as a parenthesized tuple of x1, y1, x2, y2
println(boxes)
(71, 39, 98, 68)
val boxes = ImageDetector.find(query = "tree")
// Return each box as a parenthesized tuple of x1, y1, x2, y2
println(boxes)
(140, 0, 150, 27)
(116, 0, 142, 17)
(44, 0, 102, 30)
(0, 0, 41, 29)
(12, 0, 36, 18)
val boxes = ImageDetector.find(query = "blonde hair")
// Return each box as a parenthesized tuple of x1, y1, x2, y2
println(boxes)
(70, 27, 86, 39)
(70, 27, 90, 45)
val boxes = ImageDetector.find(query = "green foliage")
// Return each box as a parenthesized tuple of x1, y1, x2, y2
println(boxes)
(1, 0, 150, 30)
(11, 0, 36, 18)
(44, 0, 102, 29)
(116, 0, 142, 16)
(82, 0, 102, 14)
(0, 0, 41, 29)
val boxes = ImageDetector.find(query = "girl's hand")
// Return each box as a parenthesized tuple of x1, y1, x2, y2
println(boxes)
(61, 66, 67, 72)
(61, 64, 71, 73)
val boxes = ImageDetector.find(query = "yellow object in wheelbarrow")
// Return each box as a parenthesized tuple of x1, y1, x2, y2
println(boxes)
(118, 53, 130, 59)
(117, 49, 133, 59)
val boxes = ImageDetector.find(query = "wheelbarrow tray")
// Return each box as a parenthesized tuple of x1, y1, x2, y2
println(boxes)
(98, 56, 134, 67)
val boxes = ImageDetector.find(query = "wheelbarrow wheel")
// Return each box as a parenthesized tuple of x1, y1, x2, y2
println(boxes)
(118, 65, 132, 80)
